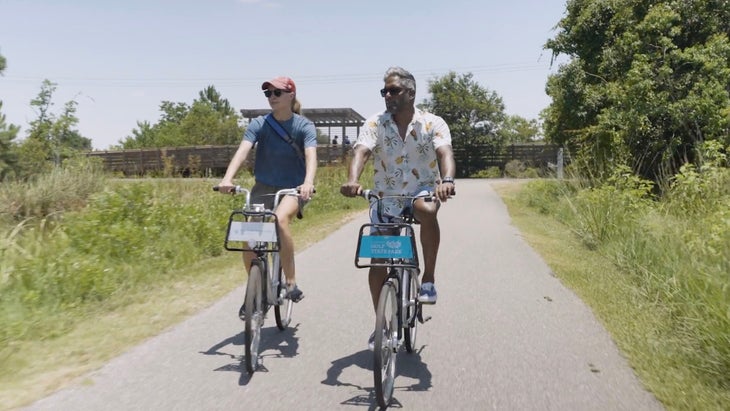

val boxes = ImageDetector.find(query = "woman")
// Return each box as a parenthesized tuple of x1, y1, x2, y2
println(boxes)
(217, 76, 317, 303)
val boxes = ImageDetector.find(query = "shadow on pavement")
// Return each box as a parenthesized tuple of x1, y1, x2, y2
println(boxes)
(199, 323, 301, 385)
(321, 345, 432, 410)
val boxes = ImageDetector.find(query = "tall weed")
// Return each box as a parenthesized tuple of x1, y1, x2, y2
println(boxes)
(567, 165, 654, 248)
(0, 178, 237, 366)
(519, 155, 730, 404)
(0, 156, 106, 221)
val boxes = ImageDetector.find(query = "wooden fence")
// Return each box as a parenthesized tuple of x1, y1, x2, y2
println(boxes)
(454, 143, 564, 178)
(86, 145, 352, 176)
(86, 143, 563, 177)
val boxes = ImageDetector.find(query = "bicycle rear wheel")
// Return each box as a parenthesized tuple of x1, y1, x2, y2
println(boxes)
(403, 268, 419, 353)
(374, 280, 398, 409)
(244, 262, 264, 374)
(273, 253, 293, 330)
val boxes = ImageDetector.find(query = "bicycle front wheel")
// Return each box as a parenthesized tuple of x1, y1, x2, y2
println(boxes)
(403, 268, 419, 353)
(374, 280, 398, 409)
(244, 262, 264, 374)
(273, 253, 293, 330)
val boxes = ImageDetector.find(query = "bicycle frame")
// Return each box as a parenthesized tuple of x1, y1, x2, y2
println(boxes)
(355, 222, 420, 335)
(354, 190, 432, 408)
(217, 185, 300, 374)
(222, 187, 300, 304)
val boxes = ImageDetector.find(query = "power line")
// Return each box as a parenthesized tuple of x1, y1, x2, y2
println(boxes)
(1, 62, 551, 88)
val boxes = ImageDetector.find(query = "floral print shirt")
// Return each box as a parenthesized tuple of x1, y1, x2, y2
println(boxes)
(355, 108, 452, 216)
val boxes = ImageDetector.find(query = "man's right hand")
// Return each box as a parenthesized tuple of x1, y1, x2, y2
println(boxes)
(340, 181, 362, 197)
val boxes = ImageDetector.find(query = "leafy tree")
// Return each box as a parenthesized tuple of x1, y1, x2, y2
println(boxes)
(121, 86, 243, 148)
(159, 101, 191, 125)
(16, 79, 91, 176)
(198, 85, 235, 117)
(499, 115, 542, 144)
(420, 71, 507, 152)
(1, 51, 20, 180)
(419, 72, 515, 177)
(0, 101, 20, 180)
(544, 0, 730, 183)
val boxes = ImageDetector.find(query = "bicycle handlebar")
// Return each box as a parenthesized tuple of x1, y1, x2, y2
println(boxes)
(359, 189, 436, 202)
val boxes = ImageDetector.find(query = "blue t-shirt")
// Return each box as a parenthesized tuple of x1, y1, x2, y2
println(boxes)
(244, 113, 317, 187)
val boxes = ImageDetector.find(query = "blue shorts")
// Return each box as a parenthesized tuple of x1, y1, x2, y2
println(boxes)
(368, 188, 434, 233)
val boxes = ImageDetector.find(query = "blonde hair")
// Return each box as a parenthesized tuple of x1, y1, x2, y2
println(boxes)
(292, 98, 301, 115)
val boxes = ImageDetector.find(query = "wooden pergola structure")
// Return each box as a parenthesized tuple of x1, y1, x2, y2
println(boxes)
(239, 107, 365, 142)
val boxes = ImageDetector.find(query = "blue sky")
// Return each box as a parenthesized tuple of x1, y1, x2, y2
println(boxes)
(1, 0, 569, 149)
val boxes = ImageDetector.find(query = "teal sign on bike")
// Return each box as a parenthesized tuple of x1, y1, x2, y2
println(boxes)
(359, 235, 413, 259)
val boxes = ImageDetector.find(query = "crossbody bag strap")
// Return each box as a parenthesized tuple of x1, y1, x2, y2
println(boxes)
(265, 114, 305, 165)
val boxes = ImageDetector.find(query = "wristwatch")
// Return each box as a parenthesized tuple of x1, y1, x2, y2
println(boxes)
(442, 177, 455, 184)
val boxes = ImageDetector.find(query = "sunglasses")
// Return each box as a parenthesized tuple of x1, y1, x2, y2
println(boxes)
(380, 87, 404, 97)
(264, 89, 290, 98)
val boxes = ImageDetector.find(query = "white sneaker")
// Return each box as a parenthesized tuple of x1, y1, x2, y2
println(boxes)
(418, 282, 437, 304)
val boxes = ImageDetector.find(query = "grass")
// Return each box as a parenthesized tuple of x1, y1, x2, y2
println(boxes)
(0, 164, 369, 410)
(2, 159, 727, 410)
(492, 175, 729, 411)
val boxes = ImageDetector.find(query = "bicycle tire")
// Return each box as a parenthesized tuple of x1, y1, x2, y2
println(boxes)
(374, 280, 398, 409)
(273, 253, 292, 330)
(403, 268, 419, 352)
(244, 262, 264, 374)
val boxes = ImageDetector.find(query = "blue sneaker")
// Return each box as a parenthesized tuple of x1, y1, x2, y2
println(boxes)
(418, 282, 437, 304)
(285, 284, 304, 302)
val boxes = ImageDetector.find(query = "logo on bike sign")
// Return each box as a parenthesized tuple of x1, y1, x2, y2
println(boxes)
(359, 235, 413, 258)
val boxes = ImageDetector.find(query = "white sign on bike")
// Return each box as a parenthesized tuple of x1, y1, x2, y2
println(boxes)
(359, 235, 413, 259)
(227, 221, 277, 243)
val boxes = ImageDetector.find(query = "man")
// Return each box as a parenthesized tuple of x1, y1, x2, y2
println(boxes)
(340, 66, 456, 349)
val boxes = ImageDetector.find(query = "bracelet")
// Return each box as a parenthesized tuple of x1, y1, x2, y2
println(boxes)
(442, 177, 455, 184)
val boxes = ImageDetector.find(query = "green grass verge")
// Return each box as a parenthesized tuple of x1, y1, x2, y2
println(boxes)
(0, 165, 369, 410)
(491, 180, 729, 411)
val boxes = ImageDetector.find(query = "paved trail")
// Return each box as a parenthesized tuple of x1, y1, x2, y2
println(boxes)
(23, 179, 663, 410)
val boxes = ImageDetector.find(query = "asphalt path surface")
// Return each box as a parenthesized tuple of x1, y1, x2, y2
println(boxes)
(23, 179, 664, 410)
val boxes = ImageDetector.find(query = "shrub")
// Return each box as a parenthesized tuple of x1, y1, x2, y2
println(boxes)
(504, 160, 525, 178)
(470, 167, 502, 178)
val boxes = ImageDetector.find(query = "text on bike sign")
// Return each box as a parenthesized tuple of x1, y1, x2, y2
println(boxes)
(227, 221, 277, 243)
(358, 235, 414, 259)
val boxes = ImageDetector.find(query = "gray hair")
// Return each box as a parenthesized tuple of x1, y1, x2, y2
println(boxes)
(383, 66, 416, 93)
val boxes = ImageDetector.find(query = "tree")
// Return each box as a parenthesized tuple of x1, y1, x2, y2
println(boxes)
(544, 0, 730, 183)
(499, 115, 542, 144)
(198, 85, 235, 117)
(419, 72, 512, 177)
(0, 51, 20, 180)
(420, 72, 507, 151)
(17, 79, 91, 175)
(0, 101, 20, 180)
(121, 86, 243, 148)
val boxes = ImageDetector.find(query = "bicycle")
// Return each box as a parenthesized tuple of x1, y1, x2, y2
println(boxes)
(354, 190, 434, 409)
(214, 185, 300, 374)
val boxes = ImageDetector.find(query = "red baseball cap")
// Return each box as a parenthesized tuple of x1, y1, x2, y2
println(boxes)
(261, 76, 296, 94)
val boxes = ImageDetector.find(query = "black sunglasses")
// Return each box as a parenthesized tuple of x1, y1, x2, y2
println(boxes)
(380, 87, 404, 97)
(264, 89, 290, 98)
